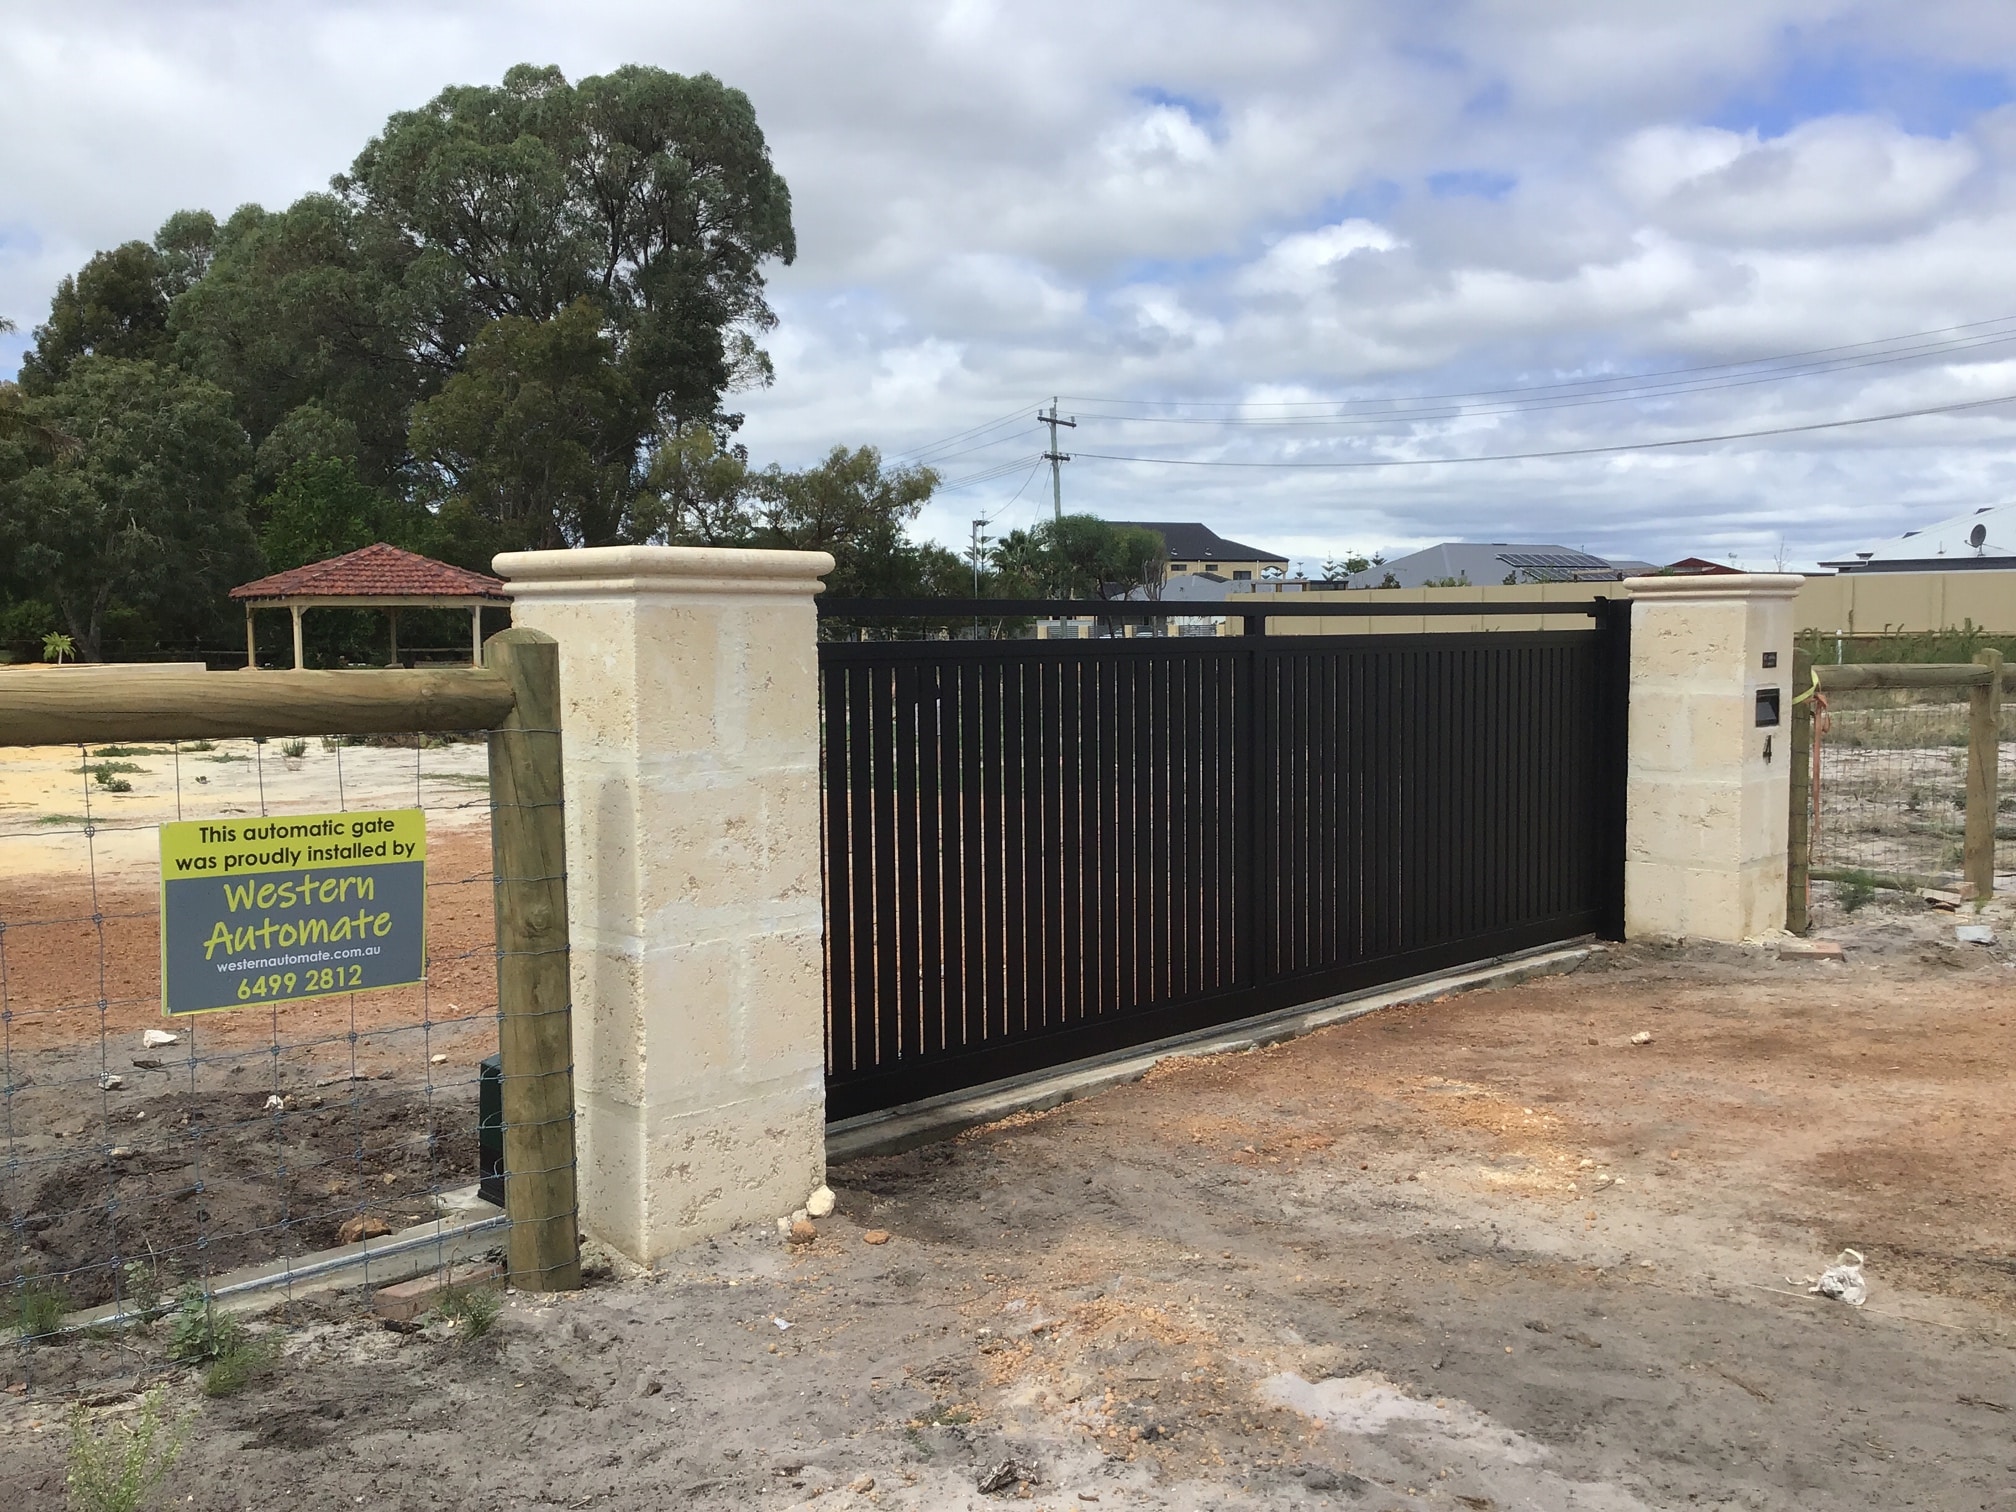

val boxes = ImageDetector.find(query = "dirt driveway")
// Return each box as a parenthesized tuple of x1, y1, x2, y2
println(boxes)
(4, 906, 2015, 1511)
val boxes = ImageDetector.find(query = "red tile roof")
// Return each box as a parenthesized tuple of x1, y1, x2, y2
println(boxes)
(231, 543, 509, 602)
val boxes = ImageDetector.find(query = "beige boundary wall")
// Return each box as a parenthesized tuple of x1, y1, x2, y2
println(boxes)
(495, 545, 832, 1266)
(1261, 580, 1620, 635)
(1795, 569, 2016, 636)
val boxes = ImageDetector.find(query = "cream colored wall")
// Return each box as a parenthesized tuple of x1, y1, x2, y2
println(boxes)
(494, 544, 832, 1265)
(1795, 570, 2016, 635)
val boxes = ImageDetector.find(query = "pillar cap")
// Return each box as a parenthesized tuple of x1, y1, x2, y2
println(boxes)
(1622, 573, 1804, 602)
(494, 545, 837, 599)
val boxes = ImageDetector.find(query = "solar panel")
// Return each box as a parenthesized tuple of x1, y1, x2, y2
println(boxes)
(1495, 551, 1611, 569)
(1493, 550, 1621, 584)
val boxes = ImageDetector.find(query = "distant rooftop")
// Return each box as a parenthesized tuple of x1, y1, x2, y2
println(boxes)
(1819, 504, 2016, 573)
(1104, 522, 1289, 564)
(1347, 542, 1631, 589)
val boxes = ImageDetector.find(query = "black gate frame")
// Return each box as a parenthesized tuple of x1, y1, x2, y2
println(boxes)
(817, 597, 1630, 1119)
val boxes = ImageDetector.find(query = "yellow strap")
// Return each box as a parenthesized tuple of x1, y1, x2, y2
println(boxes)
(1791, 665, 1821, 706)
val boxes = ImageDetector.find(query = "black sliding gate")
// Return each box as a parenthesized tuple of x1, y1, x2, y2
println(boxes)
(818, 599, 1629, 1120)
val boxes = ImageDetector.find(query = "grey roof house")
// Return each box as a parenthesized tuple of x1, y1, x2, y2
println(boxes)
(1346, 542, 1649, 589)
(1819, 504, 2016, 573)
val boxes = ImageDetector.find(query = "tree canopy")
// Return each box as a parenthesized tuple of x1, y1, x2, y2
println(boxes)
(1, 359, 258, 660)
(0, 62, 955, 662)
(989, 516, 1166, 600)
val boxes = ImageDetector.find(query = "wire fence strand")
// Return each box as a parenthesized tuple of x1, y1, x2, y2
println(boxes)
(2, 724, 574, 1386)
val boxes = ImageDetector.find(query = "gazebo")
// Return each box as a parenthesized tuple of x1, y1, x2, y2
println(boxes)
(230, 543, 511, 669)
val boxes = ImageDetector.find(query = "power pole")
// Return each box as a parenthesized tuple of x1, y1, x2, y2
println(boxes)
(1038, 398, 1076, 522)
(970, 517, 992, 597)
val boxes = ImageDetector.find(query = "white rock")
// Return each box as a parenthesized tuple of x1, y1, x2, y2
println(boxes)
(806, 1185, 836, 1219)
(776, 1215, 794, 1238)
(1630, 1031, 1653, 1045)
(430, 1053, 449, 1065)
(264, 1094, 285, 1112)
(791, 1208, 810, 1226)
(141, 1030, 179, 1049)
(99, 1074, 124, 1091)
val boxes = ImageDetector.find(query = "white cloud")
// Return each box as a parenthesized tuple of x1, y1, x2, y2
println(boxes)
(5, 0, 2016, 570)
(1237, 219, 1400, 296)
(1615, 117, 1979, 243)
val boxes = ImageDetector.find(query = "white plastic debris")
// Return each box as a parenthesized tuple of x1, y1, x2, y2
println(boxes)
(806, 1184, 836, 1219)
(772, 1316, 792, 1331)
(141, 1029, 179, 1049)
(1956, 924, 1996, 945)
(264, 1094, 285, 1112)
(99, 1074, 124, 1091)
(1808, 1248, 1867, 1306)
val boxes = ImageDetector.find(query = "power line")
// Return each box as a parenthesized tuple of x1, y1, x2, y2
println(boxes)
(1056, 313, 2016, 412)
(1071, 390, 2016, 470)
(935, 453, 1048, 491)
(1059, 327, 2016, 428)
(888, 403, 1036, 464)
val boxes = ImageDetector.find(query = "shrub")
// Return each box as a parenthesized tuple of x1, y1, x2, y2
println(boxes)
(1837, 872, 1878, 913)
(119, 1258, 167, 1324)
(201, 1334, 280, 1397)
(165, 1285, 240, 1365)
(65, 1387, 188, 1512)
(280, 739, 308, 760)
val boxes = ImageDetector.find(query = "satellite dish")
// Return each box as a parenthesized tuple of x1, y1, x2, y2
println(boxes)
(1970, 523, 1988, 550)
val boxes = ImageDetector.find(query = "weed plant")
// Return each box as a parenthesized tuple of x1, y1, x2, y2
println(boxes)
(200, 1335, 280, 1397)
(1837, 872, 1879, 912)
(65, 1388, 188, 1512)
(431, 1284, 502, 1341)
(164, 1286, 239, 1364)
(5, 1276, 70, 1341)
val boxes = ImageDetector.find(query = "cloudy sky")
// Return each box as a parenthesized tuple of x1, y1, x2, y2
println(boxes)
(6, 1, 2016, 572)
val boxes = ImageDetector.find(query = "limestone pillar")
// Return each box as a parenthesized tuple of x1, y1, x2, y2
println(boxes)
(493, 545, 834, 1263)
(1621, 574, 1801, 942)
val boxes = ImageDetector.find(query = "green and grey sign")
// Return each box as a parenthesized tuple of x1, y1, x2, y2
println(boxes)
(159, 809, 428, 1016)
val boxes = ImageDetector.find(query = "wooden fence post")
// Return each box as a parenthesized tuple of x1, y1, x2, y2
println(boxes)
(485, 627, 582, 1290)
(1787, 647, 1814, 934)
(1965, 647, 2004, 901)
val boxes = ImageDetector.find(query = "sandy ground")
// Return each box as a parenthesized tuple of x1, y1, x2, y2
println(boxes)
(4, 893, 2014, 1511)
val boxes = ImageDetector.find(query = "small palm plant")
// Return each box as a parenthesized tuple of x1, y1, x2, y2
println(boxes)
(43, 631, 76, 665)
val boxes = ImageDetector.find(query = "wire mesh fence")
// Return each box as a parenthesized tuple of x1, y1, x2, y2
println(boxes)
(1811, 690, 2016, 887)
(1, 726, 533, 1384)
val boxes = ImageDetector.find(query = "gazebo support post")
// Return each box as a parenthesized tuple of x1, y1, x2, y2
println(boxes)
(388, 608, 400, 668)
(291, 605, 305, 671)
(470, 605, 483, 665)
(245, 607, 257, 669)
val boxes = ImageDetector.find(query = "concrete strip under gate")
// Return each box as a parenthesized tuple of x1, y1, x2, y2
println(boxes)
(827, 941, 1597, 1163)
